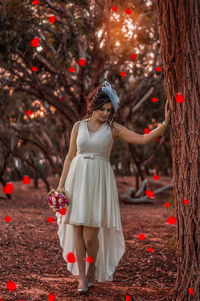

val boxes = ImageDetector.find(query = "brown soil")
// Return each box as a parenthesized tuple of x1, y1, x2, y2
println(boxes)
(0, 175, 176, 301)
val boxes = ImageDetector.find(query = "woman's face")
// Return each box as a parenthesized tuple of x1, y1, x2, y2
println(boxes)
(93, 102, 113, 122)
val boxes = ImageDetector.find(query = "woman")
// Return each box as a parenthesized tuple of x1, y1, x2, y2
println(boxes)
(54, 81, 170, 293)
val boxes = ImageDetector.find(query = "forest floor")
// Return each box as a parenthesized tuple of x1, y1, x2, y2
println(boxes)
(0, 174, 176, 301)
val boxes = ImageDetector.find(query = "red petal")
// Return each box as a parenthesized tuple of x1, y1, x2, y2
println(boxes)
(156, 66, 162, 72)
(26, 110, 33, 115)
(167, 216, 176, 224)
(138, 233, 145, 240)
(130, 53, 136, 60)
(68, 67, 75, 72)
(6, 280, 17, 291)
(78, 58, 86, 66)
(3, 182, 14, 194)
(151, 97, 159, 102)
(23, 175, 30, 184)
(58, 207, 67, 215)
(30, 37, 40, 47)
(49, 16, 56, 23)
(112, 6, 118, 11)
(47, 217, 55, 223)
(176, 93, 184, 103)
(5, 216, 12, 222)
(66, 252, 76, 263)
(48, 293, 56, 301)
(125, 8, 132, 15)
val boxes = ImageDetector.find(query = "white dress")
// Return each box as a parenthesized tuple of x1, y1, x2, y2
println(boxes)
(55, 118, 125, 282)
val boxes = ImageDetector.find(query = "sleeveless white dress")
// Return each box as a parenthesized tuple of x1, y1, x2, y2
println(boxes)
(55, 118, 125, 282)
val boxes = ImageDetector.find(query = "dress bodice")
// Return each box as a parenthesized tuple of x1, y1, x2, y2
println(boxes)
(76, 118, 114, 160)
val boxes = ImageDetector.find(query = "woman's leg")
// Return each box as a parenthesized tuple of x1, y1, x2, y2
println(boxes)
(73, 225, 87, 289)
(83, 226, 100, 282)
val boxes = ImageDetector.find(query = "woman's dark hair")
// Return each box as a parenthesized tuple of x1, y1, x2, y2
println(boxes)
(81, 85, 117, 130)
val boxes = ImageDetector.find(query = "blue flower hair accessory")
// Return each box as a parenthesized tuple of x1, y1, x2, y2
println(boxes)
(101, 81, 120, 113)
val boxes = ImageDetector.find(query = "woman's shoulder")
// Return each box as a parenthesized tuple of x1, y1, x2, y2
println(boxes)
(74, 120, 81, 127)
(74, 118, 89, 130)
(73, 120, 83, 135)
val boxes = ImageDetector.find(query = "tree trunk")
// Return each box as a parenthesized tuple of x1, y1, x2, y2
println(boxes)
(33, 168, 39, 189)
(156, 1, 200, 300)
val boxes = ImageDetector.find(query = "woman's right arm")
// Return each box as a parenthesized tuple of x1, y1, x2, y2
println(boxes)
(57, 121, 80, 190)
(57, 157, 73, 189)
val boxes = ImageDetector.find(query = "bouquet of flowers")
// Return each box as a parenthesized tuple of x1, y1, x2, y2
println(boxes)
(48, 188, 70, 212)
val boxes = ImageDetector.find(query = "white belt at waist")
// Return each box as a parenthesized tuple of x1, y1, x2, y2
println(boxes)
(76, 153, 109, 161)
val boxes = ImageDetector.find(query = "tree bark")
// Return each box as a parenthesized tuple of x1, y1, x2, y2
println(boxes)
(156, 0, 200, 300)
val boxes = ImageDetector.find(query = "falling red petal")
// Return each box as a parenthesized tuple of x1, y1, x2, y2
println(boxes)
(47, 217, 55, 223)
(49, 16, 56, 23)
(143, 128, 150, 134)
(3, 182, 14, 194)
(58, 207, 67, 215)
(5, 216, 12, 222)
(48, 293, 56, 301)
(85, 256, 94, 263)
(138, 233, 145, 240)
(112, 6, 118, 11)
(183, 199, 189, 205)
(164, 202, 170, 208)
(167, 216, 177, 224)
(23, 175, 30, 184)
(120, 72, 126, 77)
(78, 58, 86, 66)
(6, 280, 17, 291)
(151, 97, 159, 102)
(130, 53, 136, 60)
(145, 190, 155, 199)
(125, 8, 132, 15)
(31, 66, 38, 72)
(30, 37, 40, 47)
(66, 252, 76, 263)
(176, 93, 184, 103)
(153, 174, 159, 180)
(68, 67, 75, 72)
(156, 66, 162, 72)
(26, 110, 33, 115)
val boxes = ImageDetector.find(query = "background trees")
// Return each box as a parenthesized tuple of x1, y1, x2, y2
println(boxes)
(0, 0, 171, 193)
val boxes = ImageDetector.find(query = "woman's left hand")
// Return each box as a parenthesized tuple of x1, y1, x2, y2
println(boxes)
(164, 98, 171, 126)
